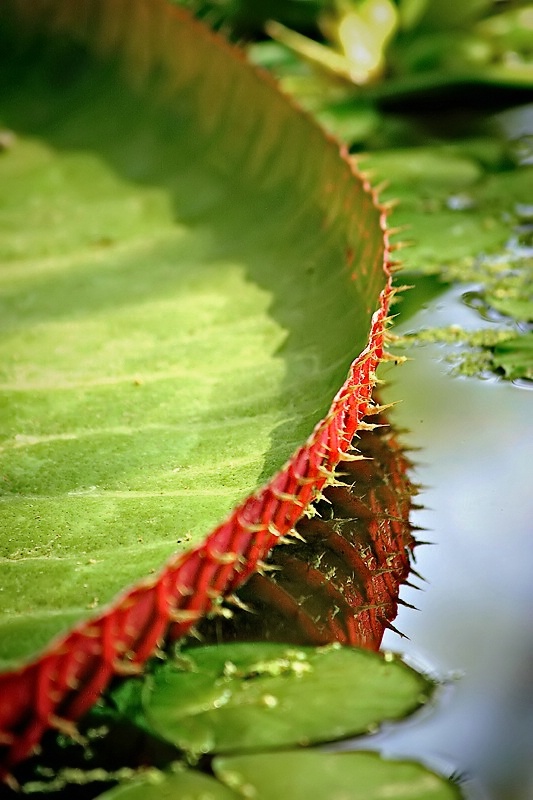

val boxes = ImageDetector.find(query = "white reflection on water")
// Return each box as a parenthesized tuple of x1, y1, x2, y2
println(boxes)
(372, 288, 533, 800)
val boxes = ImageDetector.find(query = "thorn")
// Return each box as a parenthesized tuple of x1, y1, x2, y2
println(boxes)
(48, 716, 86, 744)
(380, 352, 409, 365)
(359, 168, 376, 182)
(169, 608, 202, 624)
(387, 224, 411, 236)
(332, 469, 349, 479)
(356, 421, 383, 431)
(209, 604, 233, 619)
(388, 262, 404, 274)
(385, 622, 409, 639)
(366, 401, 398, 415)
(373, 179, 390, 195)
(113, 659, 144, 677)
(314, 491, 332, 504)
(393, 284, 414, 293)
(226, 594, 255, 613)
(317, 464, 336, 481)
(408, 567, 427, 583)
(3, 774, 20, 792)
(271, 488, 305, 507)
(303, 504, 318, 518)
(206, 549, 241, 566)
(256, 560, 282, 572)
(389, 239, 414, 252)
(383, 330, 401, 344)
(325, 478, 349, 488)
(288, 528, 307, 543)
(398, 598, 419, 611)
(337, 451, 369, 462)
(410, 524, 431, 533)
(403, 579, 424, 591)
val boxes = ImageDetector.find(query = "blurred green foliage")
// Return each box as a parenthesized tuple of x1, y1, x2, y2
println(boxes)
(179, 0, 533, 383)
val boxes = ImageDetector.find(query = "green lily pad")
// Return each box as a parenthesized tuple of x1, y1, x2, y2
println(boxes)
(0, 0, 387, 669)
(492, 332, 533, 381)
(98, 767, 239, 799)
(214, 750, 460, 800)
(365, 147, 532, 274)
(142, 643, 432, 756)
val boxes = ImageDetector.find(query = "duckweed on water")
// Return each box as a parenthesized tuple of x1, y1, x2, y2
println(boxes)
(395, 238, 533, 381)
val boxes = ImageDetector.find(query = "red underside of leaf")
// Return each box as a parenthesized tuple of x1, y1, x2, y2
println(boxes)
(196, 408, 417, 651)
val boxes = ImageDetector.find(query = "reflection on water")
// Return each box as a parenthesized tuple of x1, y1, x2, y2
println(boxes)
(373, 288, 533, 800)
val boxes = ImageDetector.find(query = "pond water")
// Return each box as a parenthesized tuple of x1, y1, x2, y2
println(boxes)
(355, 287, 533, 800)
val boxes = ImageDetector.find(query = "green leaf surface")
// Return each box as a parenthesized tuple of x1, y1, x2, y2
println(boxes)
(0, 1, 386, 669)
(492, 332, 533, 380)
(214, 750, 460, 799)
(365, 147, 532, 273)
(142, 643, 432, 756)
(98, 768, 239, 800)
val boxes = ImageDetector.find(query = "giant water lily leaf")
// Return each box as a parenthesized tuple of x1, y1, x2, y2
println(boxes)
(0, 0, 392, 775)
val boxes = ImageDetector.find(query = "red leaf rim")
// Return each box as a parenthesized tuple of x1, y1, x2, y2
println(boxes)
(0, 0, 399, 780)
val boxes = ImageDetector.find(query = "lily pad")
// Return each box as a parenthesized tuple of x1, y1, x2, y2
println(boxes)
(492, 332, 533, 381)
(98, 768, 239, 799)
(214, 750, 460, 800)
(142, 643, 432, 756)
(365, 147, 533, 274)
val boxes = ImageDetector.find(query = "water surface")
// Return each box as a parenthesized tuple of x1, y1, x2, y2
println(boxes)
(373, 288, 533, 800)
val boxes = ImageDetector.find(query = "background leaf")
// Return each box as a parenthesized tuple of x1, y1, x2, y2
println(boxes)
(141, 643, 432, 755)
(98, 768, 239, 799)
(491, 332, 533, 380)
(364, 145, 532, 274)
(214, 750, 460, 800)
